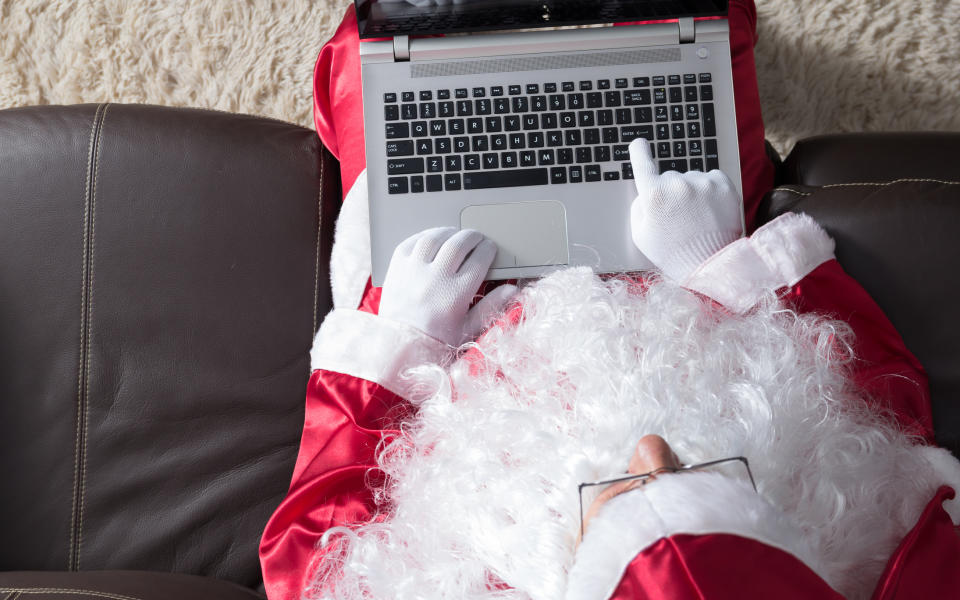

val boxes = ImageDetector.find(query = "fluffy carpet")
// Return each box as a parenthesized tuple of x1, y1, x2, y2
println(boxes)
(0, 0, 957, 156)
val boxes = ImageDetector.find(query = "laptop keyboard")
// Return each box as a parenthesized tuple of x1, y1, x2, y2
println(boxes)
(382, 73, 719, 194)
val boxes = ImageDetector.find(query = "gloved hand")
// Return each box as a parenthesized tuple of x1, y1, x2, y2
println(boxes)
(629, 138, 743, 282)
(379, 227, 518, 347)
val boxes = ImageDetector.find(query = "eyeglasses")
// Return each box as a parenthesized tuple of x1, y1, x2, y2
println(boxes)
(577, 456, 757, 539)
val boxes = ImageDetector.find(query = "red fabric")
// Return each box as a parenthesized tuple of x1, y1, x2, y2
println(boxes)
(259, 370, 409, 600)
(871, 486, 960, 600)
(782, 259, 935, 443)
(311, 0, 774, 226)
(610, 534, 845, 600)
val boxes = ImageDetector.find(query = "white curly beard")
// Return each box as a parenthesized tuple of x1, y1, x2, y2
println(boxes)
(307, 267, 945, 600)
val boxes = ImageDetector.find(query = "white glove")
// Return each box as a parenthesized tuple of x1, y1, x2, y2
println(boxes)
(379, 227, 518, 347)
(629, 138, 743, 282)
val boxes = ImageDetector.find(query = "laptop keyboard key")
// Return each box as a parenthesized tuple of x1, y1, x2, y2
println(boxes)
(490, 86, 503, 96)
(453, 137, 469, 152)
(483, 153, 499, 169)
(700, 85, 714, 101)
(656, 124, 670, 140)
(689, 140, 703, 156)
(456, 100, 473, 116)
(402, 103, 417, 119)
(410, 176, 424, 193)
(476, 99, 492, 115)
(564, 130, 582, 146)
(412, 121, 428, 136)
(687, 122, 701, 138)
(690, 158, 705, 171)
(388, 177, 408, 193)
(551, 166, 567, 183)
(384, 105, 400, 121)
(620, 126, 653, 143)
(622, 162, 634, 179)
(385, 122, 408, 138)
(578, 111, 595, 127)
(505, 116, 521, 131)
(445, 173, 462, 190)
(387, 158, 424, 174)
(415, 139, 432, 155)
(605, 91, 621, 106)
(542, 113, 558, 128)
(569, 165, 583, 182)
(384, 93, 397, 103)
(485, 116, 502, 132)
(659, 159, 688, 173)
(523, 114, 539, 130)
(672, 123, 685, 139)
(613, 145, 630, 161)
(509, 133, 525, 149)
(558, 148, 573, 164)
(587, 92, 603, 108)
(419, 103, 436, 119)
(705, 139, 719, 170)
(528, 132, 545, 148)
(550, 94, 566, 110)
(445, 155, 462, 171)
(635, 107, 652, 123)
(491, 134, 507, 150)
(426, 174, 442, 191)
(576, 147, 592, 163)
(501, 151, 517, 168)
(427, 157, 443, 172)
(464, 154, 481, 170)
(547, 131, 563, 147)
(538, 149, 555, 165)
(463, 168, 548, 189)
(669, 87, 683, 103)
(597, 110, 614, 126)
(584, 128, 600, 145)
(448, 119, 464, 135)
(560, 112, 576, 128)
(468, 118, 484, 134)
(532, 96, 548, 111)
(615, 78, 628, 88)
(435, 138, 451, 153)
(594, 146, 611, 162)
(702, 104, 716, 136)
(603, 171, 620, 181)
(568, 93, 584, 109)
(585, 165, 602, 181)
(520, 151, 536, 166)
(512, 97, 529, 112)
(684, 86, 698, 102)
(673, 141, 687, 157)
(402, 91, 415, 102)
(494, 98, 510, 114)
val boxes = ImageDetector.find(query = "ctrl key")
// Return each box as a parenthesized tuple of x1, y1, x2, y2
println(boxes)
(388, 177, 408, 194)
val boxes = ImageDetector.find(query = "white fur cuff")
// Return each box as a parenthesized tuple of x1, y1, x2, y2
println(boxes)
(565, 472, 824, 600)
(683, 212, 836, 313)
(310, 308, 452, 400)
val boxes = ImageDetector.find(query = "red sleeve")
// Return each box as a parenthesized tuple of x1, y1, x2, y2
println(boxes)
(871, 487, 960, 599)
(784, 259, 935, 443)
(259, 369, 409, 600)
(609, 534, 844, 600)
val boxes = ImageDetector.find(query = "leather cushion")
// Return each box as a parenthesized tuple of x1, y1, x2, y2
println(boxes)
(0, 104, 339, 588)
(0, 570, 264, 600)
(780, 133, 960, 186)
(759, 179, 960, 457)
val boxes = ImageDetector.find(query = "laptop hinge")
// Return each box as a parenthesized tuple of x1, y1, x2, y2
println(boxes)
(678, 18, 695, 43)
(393, 35, 410, 62)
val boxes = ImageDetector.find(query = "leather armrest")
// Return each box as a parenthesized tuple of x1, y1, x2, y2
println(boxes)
(780, 132, 960, 186)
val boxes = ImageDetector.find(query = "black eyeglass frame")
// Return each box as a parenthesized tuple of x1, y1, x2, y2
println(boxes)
(577, 456, 757, 539)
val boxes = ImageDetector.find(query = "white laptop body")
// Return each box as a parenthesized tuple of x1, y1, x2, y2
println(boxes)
(358, 1, 742, 285)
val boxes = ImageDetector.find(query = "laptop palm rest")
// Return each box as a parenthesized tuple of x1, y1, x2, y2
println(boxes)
(460, 201, 569, 269)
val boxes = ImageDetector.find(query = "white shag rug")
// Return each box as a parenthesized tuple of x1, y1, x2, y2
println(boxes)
(0, 0, 958, 156)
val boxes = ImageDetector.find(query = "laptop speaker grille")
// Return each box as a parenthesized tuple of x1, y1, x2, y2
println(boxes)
(411, 47, 681, 78)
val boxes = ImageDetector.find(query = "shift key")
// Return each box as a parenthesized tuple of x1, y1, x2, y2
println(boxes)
(387, 157, 424, 174)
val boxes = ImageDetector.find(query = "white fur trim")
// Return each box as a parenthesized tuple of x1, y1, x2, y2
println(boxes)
(917, 445, 960, 524)
(310, 308, 451, 400)
(565, 472, 825, 600)
(683, 212, 836, 313)
(330, 169, 372, 310)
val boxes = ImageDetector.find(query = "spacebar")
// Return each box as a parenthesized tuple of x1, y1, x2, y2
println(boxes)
(463, 169, 548, 190)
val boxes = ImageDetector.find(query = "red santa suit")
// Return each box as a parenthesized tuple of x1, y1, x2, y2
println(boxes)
(260, 2, 960, 598)
(259, 208, 960, 600)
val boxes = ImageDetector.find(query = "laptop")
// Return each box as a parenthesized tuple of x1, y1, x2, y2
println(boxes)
(358, 0, 742, 285)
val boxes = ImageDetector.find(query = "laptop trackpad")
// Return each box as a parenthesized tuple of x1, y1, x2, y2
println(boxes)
(460, 201, 569, 269)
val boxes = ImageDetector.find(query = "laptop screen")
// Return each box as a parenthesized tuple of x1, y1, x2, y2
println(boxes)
(355, 0, 728, 39)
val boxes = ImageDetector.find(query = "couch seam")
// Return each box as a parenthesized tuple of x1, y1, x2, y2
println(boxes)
(69, 102, 104, 572)
(312, 149, 325, 338)
(79, 101, 108, 569)
(0, 589, 143, 600)
(821, 178, 960, 187)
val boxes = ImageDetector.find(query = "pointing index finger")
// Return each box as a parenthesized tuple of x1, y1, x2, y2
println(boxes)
(628, 138, 658, 190)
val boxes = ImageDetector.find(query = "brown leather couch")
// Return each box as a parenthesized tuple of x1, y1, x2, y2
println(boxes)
(0, 104, 957, 599)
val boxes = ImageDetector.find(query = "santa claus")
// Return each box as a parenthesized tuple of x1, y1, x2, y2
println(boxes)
(259, 2, 960, 597)
(259, 138, 960, 600)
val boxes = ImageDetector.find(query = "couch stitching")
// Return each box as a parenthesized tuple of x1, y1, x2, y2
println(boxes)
(771, 187, 811, 197)
(820, 178, 960, 188)
(76, 102, 109, 570)
(70, 102, 105, 571)
(312, 151, 324, 338)
(0, 589, 143, 600)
